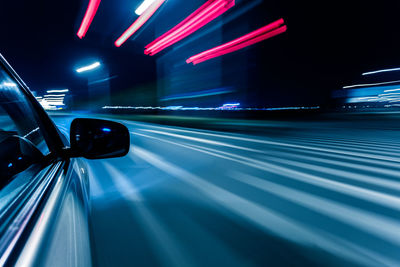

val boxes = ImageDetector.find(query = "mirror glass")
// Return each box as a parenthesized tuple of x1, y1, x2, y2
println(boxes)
(70, 118, 130, 159)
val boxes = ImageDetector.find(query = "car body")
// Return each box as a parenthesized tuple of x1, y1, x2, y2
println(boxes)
(0, 53, 129, 266)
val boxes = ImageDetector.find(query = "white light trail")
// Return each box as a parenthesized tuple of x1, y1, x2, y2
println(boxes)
(133, 145, 392, 266)
(383, 88, 400, 93)
(135, 0, 157, 15)
(101, 160, 191, 266)
(45, 98, 64, 101)
(343, 80, 400, 89)
(46, 103, 65, 106)
(231, 172, 400, 246)
(2, 82, 18, 87)
(142, 129, 261, 153)
(44, 94, 65, 97)
(76, 61, 101, 73)
(132, 132, 400, 211)
(362, 67, 400, 76)
(378, 92, 400, 96)
(46, 89, 69, 93)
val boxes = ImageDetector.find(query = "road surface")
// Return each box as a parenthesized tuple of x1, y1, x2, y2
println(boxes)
(53, 115, 400, 266)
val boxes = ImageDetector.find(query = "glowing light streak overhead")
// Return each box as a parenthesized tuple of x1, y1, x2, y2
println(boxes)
(191, 26, 287, 64)
(115, 0, 165, 47)
(343, 80, 400, 89)
(362, 67, 400, 76)
(384, 88, 400, 93)
(77, 0, 101, 39)
(2, 82, 18, 87)
(135, 0, 157, 15)
(76, 62, 101, 73)
(187, 19, 287, 65)
(47, 89, 69, 93)
(44, 98, 65, 101)
(146, 0, 230, 54)
(44, 94, 65, 97)
(379, 92, 400, 96)
(46, 102, 65, 106)
(145, 0, 235, 55)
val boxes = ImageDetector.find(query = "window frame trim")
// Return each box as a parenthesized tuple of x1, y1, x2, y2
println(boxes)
(0, 53, 67, 157)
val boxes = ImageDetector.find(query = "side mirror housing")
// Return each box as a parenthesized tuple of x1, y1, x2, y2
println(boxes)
(70, 118, 130, 159)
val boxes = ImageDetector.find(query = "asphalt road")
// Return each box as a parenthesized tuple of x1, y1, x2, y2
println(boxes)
(53, 115, 400, 266)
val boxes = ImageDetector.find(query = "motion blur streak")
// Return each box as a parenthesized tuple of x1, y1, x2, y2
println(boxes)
(136, 123, 400, 164)
(132, 146, 393, 266)
(132, 131, 400, 211)
(46, 89, 69, 93)
(102, 162, 142, 202)
(102, 161, 192, 267)
(51, 116, 400, 265)
(384, 88, 400, 93)
(140, 130, 400, 191)
(135, 0, 158, 16)
(140, 129, 263, 153)
(230, 172, 400, 245)
(343, 80, 400, 89)
(115, 0, 165, 47)
(145, 0, 235, 55)
(76, 62, 101, 73)
(187, 19, 287, 64)
(76, 0, 101, 39)
(362, 67, 400, 76)
(1, 82, 17, 87)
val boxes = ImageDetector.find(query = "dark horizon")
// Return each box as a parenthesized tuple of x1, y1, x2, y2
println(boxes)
(1, 0, 400, 109)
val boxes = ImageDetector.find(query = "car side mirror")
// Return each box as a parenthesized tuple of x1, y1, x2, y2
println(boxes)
(70, 118, 130, 159)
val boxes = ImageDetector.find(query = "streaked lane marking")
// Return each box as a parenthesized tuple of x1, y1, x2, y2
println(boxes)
(271, 143, 400, 171)
(131, 123, 400, 164)
(266, 157, 400, 191)
(101, 162, 192, 267)
(140, 129, 263, 153)
(127, 120, 400, 147)
(231, 171, 400, 246)
(290, 137, 400, 154)
(125, 120, 400, 155)
(133, 146, 392, 266)
(102, 162, 142, 202)
(267, 150, 400, 180)
(137, 127, 400, 175)
(131, 132, 400, 211)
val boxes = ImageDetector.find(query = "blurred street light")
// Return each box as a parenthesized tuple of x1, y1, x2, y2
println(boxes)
(135, 0, 157, 15)
(76, 62, 101, 73)
(47, 89, 69, 93)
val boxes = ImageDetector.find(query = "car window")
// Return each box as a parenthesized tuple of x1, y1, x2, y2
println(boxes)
(0, 65, 50, 186)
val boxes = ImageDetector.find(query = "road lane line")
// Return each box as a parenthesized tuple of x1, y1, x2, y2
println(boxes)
(230, 171, 400, 246)
(131, 132, 400, 211)
(141, 129, 263, 153)
(132, 146, 391, 267)
(137, 128, 400, 178)
(127, 120, 400, 146)
(132, 124, 400, 164)
(265, 157, 400, 192)
(266, 150, 400, 180)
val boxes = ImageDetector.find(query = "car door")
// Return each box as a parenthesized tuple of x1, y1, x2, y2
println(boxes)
(0, 54, 91, 266)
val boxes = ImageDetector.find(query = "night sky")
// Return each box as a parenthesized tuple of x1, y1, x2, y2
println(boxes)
(1, 0, 399, 107)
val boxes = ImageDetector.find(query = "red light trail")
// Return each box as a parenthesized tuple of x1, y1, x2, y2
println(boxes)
(115, 0, 165, 47)
(77, 0, 101, 39)
(145, 0, 235, 56)
(187, 19, 287, 65)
